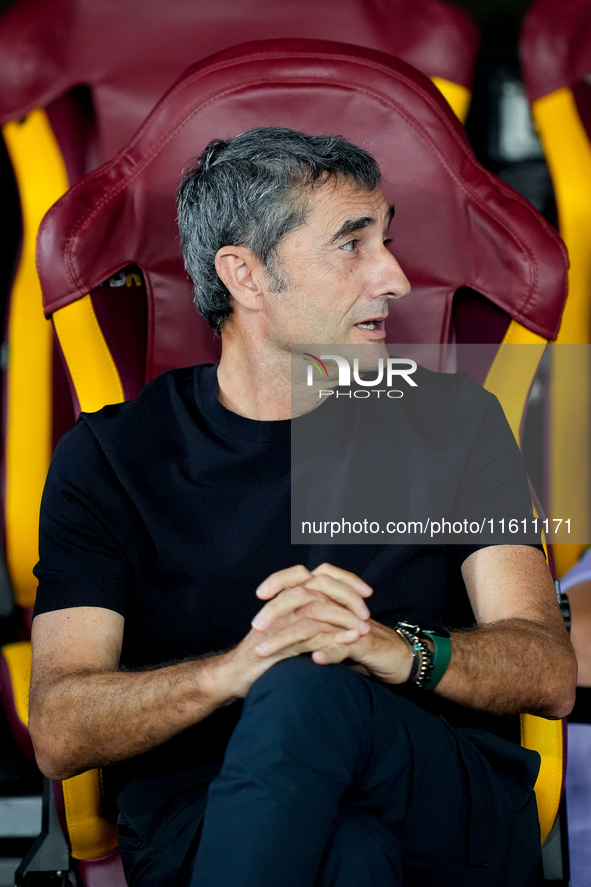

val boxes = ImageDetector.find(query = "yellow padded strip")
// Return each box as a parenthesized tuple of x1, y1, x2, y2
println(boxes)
(62, 769, 118, 861)
(53, 296, 125, 413)
(549, 346, 590, 577)
(532, 89, 591, 345)
(1, 640, 32, 727)
(430, 77, 471, 123)
(532, 89, 591, 575)
(482, 321, 546, 443)
(2, 112, 69, 609)
(520, 713, 563, 845)
(485, 322, 564, 841)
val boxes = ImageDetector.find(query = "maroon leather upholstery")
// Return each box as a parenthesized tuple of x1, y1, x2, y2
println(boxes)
(0, 0, 478, 170)
(76, 851, 126, 887)
(521, 0, 591, 103)
(38, 40, 568, 394)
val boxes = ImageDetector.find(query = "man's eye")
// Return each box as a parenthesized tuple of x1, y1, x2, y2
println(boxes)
(340, 239, 358, 252)
(383, 238, 393, 247)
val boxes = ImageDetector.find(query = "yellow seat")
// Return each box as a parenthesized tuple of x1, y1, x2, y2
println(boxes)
(521, 0, 591, 577)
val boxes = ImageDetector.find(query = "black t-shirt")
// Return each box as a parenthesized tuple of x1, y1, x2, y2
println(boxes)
(33, 363, 541, 792)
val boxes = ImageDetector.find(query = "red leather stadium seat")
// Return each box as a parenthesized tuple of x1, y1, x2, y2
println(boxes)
(521, 0, 591, 117)
(0, 0, 479, 164)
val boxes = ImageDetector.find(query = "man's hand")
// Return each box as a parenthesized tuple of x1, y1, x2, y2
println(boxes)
(215, 564, 377, 701)
(30, 563, 378, 779)
(289, 550, 577, 721)
(248, 563, 414, 688)
(303, 564, 414, 683)
(245, 552, 577, 721)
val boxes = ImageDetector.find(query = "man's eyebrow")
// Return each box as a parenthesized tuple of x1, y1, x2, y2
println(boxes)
(330, 216, 374, 244)
(330, 205, 395, 244)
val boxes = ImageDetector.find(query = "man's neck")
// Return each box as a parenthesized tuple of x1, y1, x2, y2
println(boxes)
(216, 337, 295, 420)
(216, 319, 335, 420)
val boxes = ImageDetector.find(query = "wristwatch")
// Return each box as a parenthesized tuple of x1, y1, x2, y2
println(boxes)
(395, 622, 452, 691)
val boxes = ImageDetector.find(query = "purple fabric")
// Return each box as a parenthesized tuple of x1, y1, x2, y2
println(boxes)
(566, 723, 591, 887)
(562, 552, 591, 885)
(560, 548, 591, 592)
(77, 849, 126, 887)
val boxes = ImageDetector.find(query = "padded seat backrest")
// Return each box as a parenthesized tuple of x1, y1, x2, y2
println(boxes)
(521, 0, 591, 575)
(38, 39, 566, 405)
(521, 0, 591, 112)
(0, 0, 479, 163)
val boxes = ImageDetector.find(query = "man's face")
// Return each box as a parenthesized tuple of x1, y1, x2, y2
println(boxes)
(261, 178, 411, 348)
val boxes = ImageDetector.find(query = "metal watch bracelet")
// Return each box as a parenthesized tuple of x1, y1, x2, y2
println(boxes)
(395, 622, 452, 690)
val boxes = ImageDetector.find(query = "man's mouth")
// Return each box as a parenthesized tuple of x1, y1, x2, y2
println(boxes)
(354, 318, 386, 331)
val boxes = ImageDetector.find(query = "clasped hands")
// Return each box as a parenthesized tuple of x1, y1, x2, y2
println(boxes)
(251, 563, 413, 685)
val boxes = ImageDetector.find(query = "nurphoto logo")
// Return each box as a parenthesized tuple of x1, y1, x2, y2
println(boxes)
(302, 353, 418, 399)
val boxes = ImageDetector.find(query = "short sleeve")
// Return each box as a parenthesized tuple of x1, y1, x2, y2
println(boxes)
(450, 378, 543, 564)
(33, 419, 137, 618)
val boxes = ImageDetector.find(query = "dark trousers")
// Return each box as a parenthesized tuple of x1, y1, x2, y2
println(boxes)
(119, 658, 541, 886)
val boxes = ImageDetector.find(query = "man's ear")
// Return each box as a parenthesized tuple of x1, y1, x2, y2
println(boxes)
(215, 245, 266, 312)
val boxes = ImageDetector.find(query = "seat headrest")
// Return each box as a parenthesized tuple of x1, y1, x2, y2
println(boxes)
(0, 0, 478, 158)
(521, 0, 591, 102)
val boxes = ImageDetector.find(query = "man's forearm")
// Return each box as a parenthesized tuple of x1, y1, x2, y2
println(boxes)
(29, 567, 376, 782)
(435, 617, 577, 718)
(29, 653, 232, 781)
(323, 614, 576, 719)
(353, 547, 578, 718)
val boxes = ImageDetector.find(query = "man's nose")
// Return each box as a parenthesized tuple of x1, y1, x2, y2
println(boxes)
(382, 249, 411, 300)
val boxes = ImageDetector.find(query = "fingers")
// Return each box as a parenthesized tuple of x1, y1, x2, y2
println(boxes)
(310, 563, 373, 598)
(251, 563, 374, 665)
(254, 619, 364, 658)
(304, 572, 372, 621)
(312, 644, 353, 666)
(299, 599, 371, 634)
(255, 563, 373, 604)
(255, 565, 314, 600)
(251, 587, 368, 633)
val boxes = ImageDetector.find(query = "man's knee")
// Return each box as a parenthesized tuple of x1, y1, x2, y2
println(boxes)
(239, 658, 378, 763)
(236, 658, 420, 780)
(246, 657, 368, 711)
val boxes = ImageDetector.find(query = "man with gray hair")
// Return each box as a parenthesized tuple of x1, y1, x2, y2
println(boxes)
(30, 127, 575, 886)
